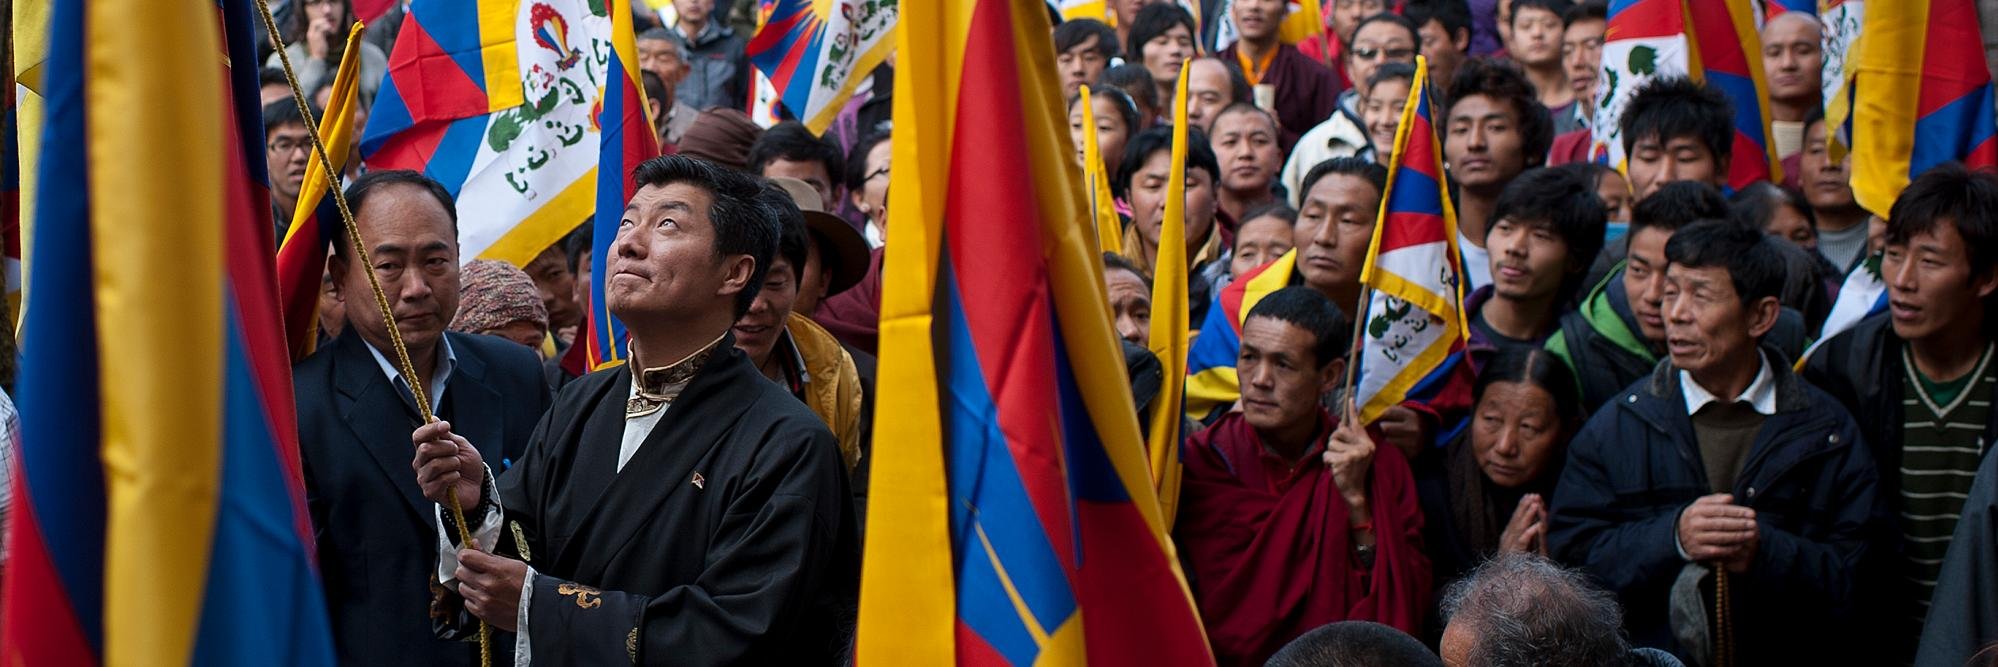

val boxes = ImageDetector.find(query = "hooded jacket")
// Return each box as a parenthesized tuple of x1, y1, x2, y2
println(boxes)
(672, 19, 750, 113)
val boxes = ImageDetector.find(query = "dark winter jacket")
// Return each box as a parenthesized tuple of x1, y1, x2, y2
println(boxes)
(1547, 350, 1888, 664)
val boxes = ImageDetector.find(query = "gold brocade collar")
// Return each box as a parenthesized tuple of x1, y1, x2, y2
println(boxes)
(625, 333, 728, 418)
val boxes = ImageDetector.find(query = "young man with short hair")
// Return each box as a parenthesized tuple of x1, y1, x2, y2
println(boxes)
(1466, 167, 1606, 358)
(1211, 103, 1285, 224)
(1443, 58, 1554, 291)
(750, 122, 846, 216)
(1547, 1, 1607, 165)
(1505, 0, 1576, 131)
(1055, 18, 1121, 100)
(1177, 287, 1431, 666)
(666, 0, 749, 112)
(1803, 163, 1998, 661)
(1218, 0, 1342, 153)
(263, 100, 315, 232)
(1402, 0, 1473, 97)
(1549, 219, 1882, 665)
(1619, 77, 1733, 200)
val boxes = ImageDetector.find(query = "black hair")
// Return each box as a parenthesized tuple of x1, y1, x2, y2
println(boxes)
(1403, 0, 1473, 45)
(1054, 18, 1121, 61)
(562, 222, 591, 274)
(1300, 156, 1389, 200)
(261, 99, 315, 137)
(1194, 56, 1255, 111)
(1887, 161, 1998, 281)
(1444, 58, 1555, 167)
(1103, 251, 1153, 290)
(1351, 12, 1422, 48)
(1730, 181, 1816, 233)
(1490, 167, 1608, 302)
(1509, 0, 1575, 26)
(1265, 621, 1445, 667)
(1555, 161, 1619, 192)
(1630, 180, 1728, 236)
(1663, 218, 1786, 308)
(757, 180, 810, 280)
(630, 155, 779, 318)
(336, 170, 458, 258)
(1366, 62, 1419, 97)
(1212, 101, 1278, 135)
(1240, 201, 1299, 228)
(1618, 76, 1734, 168)
(1245, 286, 1353, 367)
(1068, 85, 1145, 145)
(1804, 104, 1826, 130)
(1563, 0, 1607, 26)
(284, 0, 354, 52)
(640, 70, 668, 111)
(750, 122, 845, 186)
(260, 66, 289, 89)
(844, 130, 891, 193)
(1473, 347, 1581, 427)
(1100, 63, 1163, 118)
(1126, 3, 1198, 67)
(1114, 126, 1221, 198)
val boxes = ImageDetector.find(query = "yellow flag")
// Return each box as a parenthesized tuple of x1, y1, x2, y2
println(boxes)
(1145, 60, 1190, 525)
(1079, 84, 1123, 255)
(1278, 0, 1324, 45)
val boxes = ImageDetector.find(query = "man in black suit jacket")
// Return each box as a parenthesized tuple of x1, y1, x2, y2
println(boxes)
(294, 170, 550, 666)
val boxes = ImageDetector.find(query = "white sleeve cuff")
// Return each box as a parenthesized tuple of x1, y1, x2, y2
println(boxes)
(515, 567, 536, 667)
(434, 465, 503, 588)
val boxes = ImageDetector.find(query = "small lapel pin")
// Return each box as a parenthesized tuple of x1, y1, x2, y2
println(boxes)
(691, 472, 705, 490)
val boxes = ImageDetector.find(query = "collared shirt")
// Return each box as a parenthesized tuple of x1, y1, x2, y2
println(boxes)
(363, 336, 457, 414)
(1680, 352, 1778, 417)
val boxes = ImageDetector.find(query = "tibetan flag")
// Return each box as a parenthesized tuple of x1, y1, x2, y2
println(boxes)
(1059, 0, 1111, 23)
(1820, 0, 1860, 152)
(853, 0, 1212, 663)
(1, 0, 335, 664)
(1079, 84, 1123, 255)
(363, 0, 611, 268)
(276, 22, 365, 362)
(1146, 61, 1191, 526)
(1353, 55, 1467, 425)
(1591, 0, 1784, 190)
(1766, 0, 1816, 17)
(1183, 249, 1296, 421)
(1684, 0, 1781, 188)
(1826, 0, 1997, 217)
(4, 0, 20, 304)
(1797, 251, 1888, 368)
(747, 0, 897, 133)
(583, 0, 660, 371)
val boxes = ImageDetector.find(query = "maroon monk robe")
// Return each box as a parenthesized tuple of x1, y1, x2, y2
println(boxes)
(1175, 409, 1431, 667)
(1218, 42, 1343, 156)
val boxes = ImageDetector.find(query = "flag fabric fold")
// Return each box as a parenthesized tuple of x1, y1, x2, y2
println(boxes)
(583, 0, 660, 370)
(1146, 61, 1190, 528)
(1, 0, 335, 664)
(1826, 0, 1997, 217)
(277, 22, 365, 361)
(1080, 84, 1123, 255)
(747, 0, 897, 133)
(854, 0, 1211, 663)
(1353, 55, 1468, 425)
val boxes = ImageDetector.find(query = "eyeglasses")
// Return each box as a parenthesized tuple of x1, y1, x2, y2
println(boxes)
(267, 138, 314, 156)
(1350, 47, 1417, 62)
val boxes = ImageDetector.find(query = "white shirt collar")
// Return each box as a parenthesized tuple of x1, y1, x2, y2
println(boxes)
(1681, 352, 1777, 416)
(364, 335, 457, 413)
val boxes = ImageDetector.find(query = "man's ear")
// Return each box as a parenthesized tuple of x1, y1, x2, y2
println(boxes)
(1319, 357, 1347, 396)
(1746, 295, 1782, 340)
(718, 254, 757, 300)
(1975, 265, 1998, 300)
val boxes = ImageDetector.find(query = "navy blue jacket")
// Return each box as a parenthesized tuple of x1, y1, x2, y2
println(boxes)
(1547, 350, 1887, 664)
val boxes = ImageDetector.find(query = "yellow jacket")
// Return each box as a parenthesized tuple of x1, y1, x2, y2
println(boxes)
(786, 313, 864, 472)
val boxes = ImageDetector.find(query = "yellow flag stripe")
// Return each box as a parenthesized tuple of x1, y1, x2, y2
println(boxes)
(91, 0, 226, 662)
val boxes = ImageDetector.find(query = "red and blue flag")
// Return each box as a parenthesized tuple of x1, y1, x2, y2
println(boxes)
(1, 0, 335, 664)
(853, 0, 1212, 663)
(747, 0, 897, 132)
(584, 0, 661, 369)
(1830, 0, 1998, 216)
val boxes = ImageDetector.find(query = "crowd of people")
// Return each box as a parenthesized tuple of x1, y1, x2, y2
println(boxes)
(8, 0, 1981, 664)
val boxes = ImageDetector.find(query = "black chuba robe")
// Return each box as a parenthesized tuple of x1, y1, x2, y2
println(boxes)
(440, 341, 860, 665)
